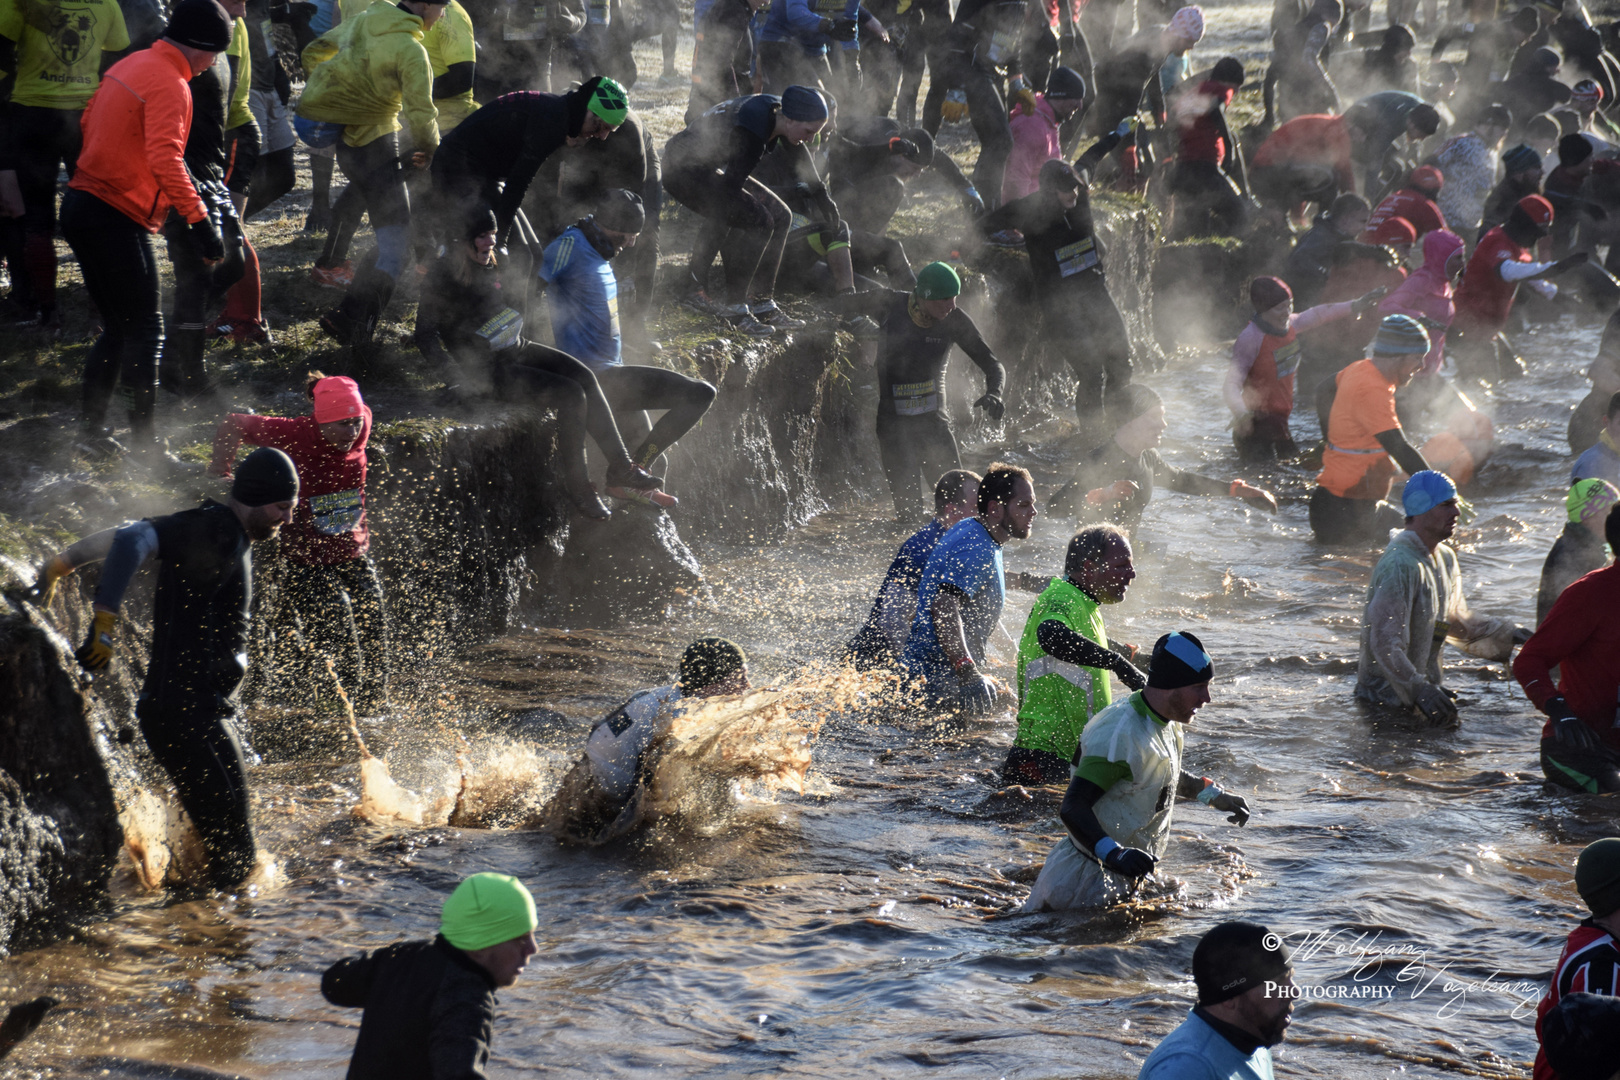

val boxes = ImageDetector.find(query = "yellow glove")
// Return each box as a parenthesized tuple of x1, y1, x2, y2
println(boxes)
(29, 554, 73, 606)
(941, 89, 969, 123)
(76, 609, 118, 671)
(1012, 86, 1038, 113)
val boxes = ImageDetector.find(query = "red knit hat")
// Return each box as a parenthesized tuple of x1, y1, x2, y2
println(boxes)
(1517, 194, 1555, 226)
(1410, 165, 1443, 193)
(1365, 215, 1418, 246)
(1248, 276, 1292, 311)
(313, 376, 366, 423)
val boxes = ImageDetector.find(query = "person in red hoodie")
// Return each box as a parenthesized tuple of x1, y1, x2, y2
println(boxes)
(1532, 837, 1620, 1080)
(1167, 56, 1251, 239)
(209, 374, 389, 713)
(1514, 505, 1620, 793)
(64, 0, 234, 463)
(1363, 164, 1447, 241)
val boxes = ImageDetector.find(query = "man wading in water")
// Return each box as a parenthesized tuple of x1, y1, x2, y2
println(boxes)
(1021, 632, 1251, 912)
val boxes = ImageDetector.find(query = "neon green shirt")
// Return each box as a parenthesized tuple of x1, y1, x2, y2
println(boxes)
(3, 0, 129, 110)
(1013, 576, 1111, 761)
(423, 0, 477, 131)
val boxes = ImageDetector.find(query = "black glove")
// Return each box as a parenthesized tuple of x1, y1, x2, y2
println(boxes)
(1100, 842, 1156, 879)
(889, 136, 919, 158)
(827, 16, 859, 40)
(188, 216, 225, 262)
(1546, 695, 1603, 752)
(1548, 252, 1590, 276)
(1110, 654, 1148, 691)
(1209, 791, 1250, 825)
(973, 393, 1004, 421)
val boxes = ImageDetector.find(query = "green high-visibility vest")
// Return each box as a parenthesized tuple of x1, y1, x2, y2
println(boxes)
(1013, 576, 1110, 761)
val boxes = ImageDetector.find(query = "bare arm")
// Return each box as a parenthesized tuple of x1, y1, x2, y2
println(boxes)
(930, 586, 973, 669)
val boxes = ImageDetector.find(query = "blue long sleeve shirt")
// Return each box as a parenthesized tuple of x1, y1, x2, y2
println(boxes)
(759, 0, 860, 54)
(1137, 1011, 1275, 1080)
(540, 223, 622, 371)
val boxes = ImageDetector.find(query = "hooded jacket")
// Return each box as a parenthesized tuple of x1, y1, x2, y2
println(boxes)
(1381, 228, 1464, 374)
(1002, 93, 1061, 203)
(298, 0, 439, 151)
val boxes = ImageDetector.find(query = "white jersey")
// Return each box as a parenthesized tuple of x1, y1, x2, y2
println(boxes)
(584, 685, 682, 800)
(1079, 691, 1184, 858)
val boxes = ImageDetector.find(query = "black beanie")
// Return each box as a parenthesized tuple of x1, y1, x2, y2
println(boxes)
(1559, 132, 1595, 167)
(1047, 65, 1086, 101)
(165, 0, 235, 51)
(1193, 922, 1293, 1005)
(1105, 382, 1164, 431)
(1038, 158, 1080, 192)
(232, 447, 300, 507)
(1211, 56, 1246, 86)
(463, 202, 497, 240)
(597, 188, 645, 233)
(1541, 994, 1620, 1080)
(1147, 630, 1213, 689)
(678, 637, 746, 693)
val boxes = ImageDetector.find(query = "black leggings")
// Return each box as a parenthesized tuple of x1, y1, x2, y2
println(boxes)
(1541, 736, 1620, 794)
(1308, 486, 1403, 545)
(64, 189, 163, 439)
(1169, 160, 1249, 239)
(12, 103, 80, 312)
(163, 212, 247, 332)
(876, 410, 960, 522)
(495, 344, 636, 470)
(137, 699, 257, 888)
(664, 144, 791, 302)
(597, 364, 719, 467)
(282, 555, 389, 705)
(1045, 281, 1132, 424)
(922, 56, 1011, 202)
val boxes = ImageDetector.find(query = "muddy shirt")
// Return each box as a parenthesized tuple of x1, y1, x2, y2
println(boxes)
(839, 289, 1004, 417)
(144, 501, 253, 710)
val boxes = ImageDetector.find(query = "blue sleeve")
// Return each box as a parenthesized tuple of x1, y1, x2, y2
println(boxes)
(93, 521, 160, 611)
(935, 532, 995, 598)
(785, 0, 826, 38)
(539, 232, 574, 286)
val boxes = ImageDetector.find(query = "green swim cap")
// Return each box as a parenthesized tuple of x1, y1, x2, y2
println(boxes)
(1567, 477, 1619, 525)
(586, 76, 629, 127)
(914, 261, 961, 301)
(441, 872, 538, 951)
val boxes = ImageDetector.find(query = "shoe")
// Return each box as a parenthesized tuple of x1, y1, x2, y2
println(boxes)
(18, 307, 61, 334)
(750, 300, 807, 329)
(310, 261, 354, 289)
(567, 483, 613, 520)
(682, 289, 728, 316)
(319, 307, 354, 343)
(75, 427, 125, 460)
(215, 319, 274, 346)
(607, 486, 679, 509)
(605, 462, 665, 491)
(732, 313, 775, 336)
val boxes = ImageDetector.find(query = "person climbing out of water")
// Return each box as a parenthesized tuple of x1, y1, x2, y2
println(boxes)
(827, 116, 983, 237)
(413, 203, 667, 519)
(830, 262, 1006, 521)
(540, 189, 718, 508)
(1004, 524, 1147, 787)
(1571, 391, 1620, 490)
(1533, 838, 1620, 1077)
(662, 87, 829, 335)
(30, 447, 298, 888)
(1002, 65, 1088, 204)
(1225, 274, 1385, 461)
(1355, 470, 1528, 726)
(321, 871, 538, 1078)
(1137, 922, 1296, 1080)
(843, 469, 982, 671)
(1166, 56, 1253, 241)
(1309, 314, 1433, 545)
(1514, 504, 1620, 794)
(541, 637, 751, 844)
(208, 374, 389, 714)
(1050, 384, 1277, 532)
(902, 462, 1038, 714)
(978, 158, 1132, 434)
(1020, 631, 1251, 912)
(1535, 479, 1618, 626)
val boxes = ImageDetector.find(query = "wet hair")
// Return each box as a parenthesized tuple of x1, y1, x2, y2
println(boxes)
(1609, 503, 1620, 551)
(934, 468, 982, 512)
(977, 461, 1033, 516)
(1406, 103, 1441, 137)
(1107, 382, 1165, 430)
(1328, 193, 1370, 222)
(1065, 523, 1128, 579)
(678, 637, 747, 693)
(305, 370, 328, 398)
(1379, 23, 1415, 54)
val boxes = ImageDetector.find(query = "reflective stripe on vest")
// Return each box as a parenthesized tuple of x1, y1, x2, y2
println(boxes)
(1023, 654, 1095, 695)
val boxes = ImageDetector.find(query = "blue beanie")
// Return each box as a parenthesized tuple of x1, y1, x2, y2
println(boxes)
(1502, 143, 1541, 175)
(1371, 314, 1431, 356)
(1402, 470, 1458, 516)
(781, 85, 829, 122)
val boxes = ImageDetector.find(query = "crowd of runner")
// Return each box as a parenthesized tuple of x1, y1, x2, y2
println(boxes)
(10, 0, 1620, 1072)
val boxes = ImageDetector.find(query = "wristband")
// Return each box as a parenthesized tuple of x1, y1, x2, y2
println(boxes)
(1196, 777, 1224, 805)
(1093, 836, 1120, 861)
(953, 655, 976, 673)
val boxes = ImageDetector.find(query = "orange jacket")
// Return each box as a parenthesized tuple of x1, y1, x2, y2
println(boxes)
(69, 40, 208, 232)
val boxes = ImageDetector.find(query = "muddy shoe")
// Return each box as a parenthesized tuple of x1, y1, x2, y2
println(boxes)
(682, 289, 728, 316)
(311, 260, 354, 289)
(568, 483, 612, 520)
(607, 486, 679, 509)
(605, 462, 664, 491)
(751, 300, 806, 329)
(731, 312, 775, 337)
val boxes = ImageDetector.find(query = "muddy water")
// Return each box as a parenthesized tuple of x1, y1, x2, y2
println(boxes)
(2, 315, 1615, 1079)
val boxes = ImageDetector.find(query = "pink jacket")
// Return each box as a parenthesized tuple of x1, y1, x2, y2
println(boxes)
(1380, 229, 1465, 374)
(1003, 94, 1062, 203)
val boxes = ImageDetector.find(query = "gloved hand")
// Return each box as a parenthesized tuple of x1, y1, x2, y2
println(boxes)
(1548, 251, 1590, 275)
(962, 186, 986, 217)
(826, 16, 858, 40)
(1546, 695, 1603, 752)
(955, 662, 998, 714)
(75, 609, 119, 671)
(188, 216, 225, 263)
(1110, 652, 1148, 691)
(1011, 85, 1039, 113)
(1097, 838, 1156, 878)
(27, 555, 72, 607)
(1114, 116, 1138, 138)
(941, 89, 969, 123)
(1209, 791, 1250, 825)
(974, 393, 1005, 421)
(888, 136, 919, 158)
(1412, 681, 1459, 725)
(1351, 285, 1389, 314)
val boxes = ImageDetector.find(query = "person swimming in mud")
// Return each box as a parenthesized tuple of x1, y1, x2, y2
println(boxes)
(1021, 632, 1251, 913)
(540, 637, 752, 845)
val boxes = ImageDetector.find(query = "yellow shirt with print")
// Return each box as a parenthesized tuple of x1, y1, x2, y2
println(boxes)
(423, 0, 477, 131)
(1, 0, 130, 110)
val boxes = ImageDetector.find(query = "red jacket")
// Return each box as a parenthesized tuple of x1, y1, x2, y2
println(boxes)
(69, 39, 208, 232)
(1533, 921, 1620, 1080)
(1366, 186, 1447, 239)
(1513, 563, 1620, 748)
(1453, 226, 1531, 334)
(1253, 115, 1355, 194)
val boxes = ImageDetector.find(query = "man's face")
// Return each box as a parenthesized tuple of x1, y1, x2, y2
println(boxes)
(1051, 97, 1084, 120)
(568, 113, 617, 146)
(781, 117, 826, 145)
(1479, 123, 1508, 150)
(1002, 477, 1037, 539)
(942, 481, 980, 527)
(320, 416, 364, 449)
(894, 158, 924, 180)
(1606, 409, 1620, 443)
(599, 227, 639, 255)
(470, 230, 497, 264)
(243, 500, 296, 541)
(1240, 973, 1295, 1046)
(478, 932, 538, 987)
(1261, 299, 1292, 326)
(1414, 498, 1459, 541)
(918, 296, 956, 319)
(188, 49, 222, 77)
(1337, 207, 1370, 236)
(1160, 679, 1211, 723)
(1079, 536, 1135, 604)
(1055, 185, 1081, 208)
(1393, 354, 1424, 388)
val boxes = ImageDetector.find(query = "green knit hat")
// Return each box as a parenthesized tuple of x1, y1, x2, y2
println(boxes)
(586, 76, 629, 127)
(1576, 838, 1620, 918)
(914, 261, 961, 301)
(1567, 478, 1619, 525)
(441, 872, 538, 951)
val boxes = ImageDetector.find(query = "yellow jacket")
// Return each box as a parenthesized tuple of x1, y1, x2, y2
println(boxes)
(298, 0, 439, 151)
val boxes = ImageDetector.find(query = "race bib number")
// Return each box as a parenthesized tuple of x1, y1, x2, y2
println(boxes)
(892, 379, 939, 415)
(587, 0, 609, 23)
(1432, 619, 1451, 644)
(310, 489, 364, 536)
(1055, 237, 1099, 277)
(790, 211, 812, 231)
(475, 307, 524, 350)
(1271, 339, 1302, 380)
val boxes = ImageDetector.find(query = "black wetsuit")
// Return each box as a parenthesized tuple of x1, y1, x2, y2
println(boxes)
(753, 136, 864, 291)
(687, 0, 757, 123)
(321, 935, 499, 1080)
(924, 0, 1030, 204)
(1051, 439, 1229, 530)
(1087, 23, 1170, 135)
(980, 184, 1132, 424)
(137, 501, 258, 887)
(1536, 522, 1609, 626)
(835, 288, 1005, 518)
(828, 115, 976, 235)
